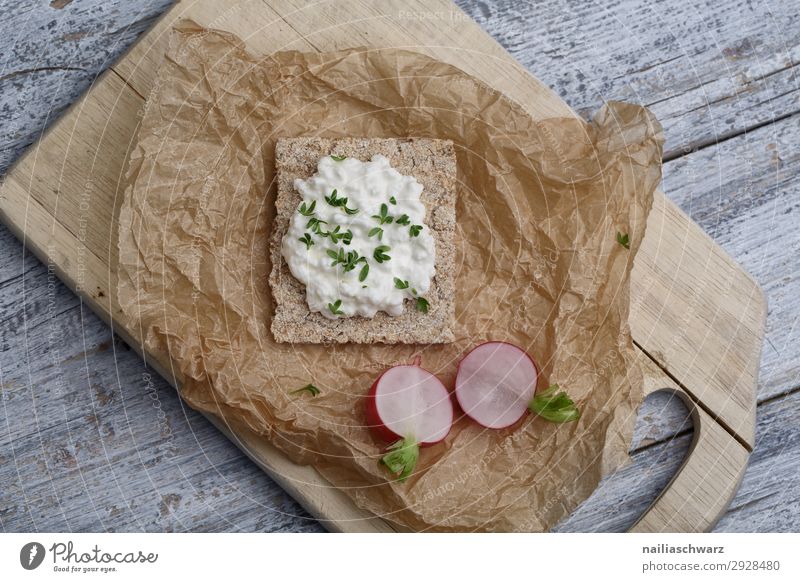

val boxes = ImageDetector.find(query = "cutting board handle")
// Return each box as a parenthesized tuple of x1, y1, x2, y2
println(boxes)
(630, 388, 750, 532)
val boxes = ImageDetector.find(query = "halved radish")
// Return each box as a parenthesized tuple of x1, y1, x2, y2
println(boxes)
(365, 365, 453, 481)
(455, 342, 538, 429)
(455, 341, 580, 428)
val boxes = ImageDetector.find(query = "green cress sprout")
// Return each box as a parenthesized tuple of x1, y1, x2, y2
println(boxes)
(393, 278, 428, 312)
(298, 233, 314, 249)
(325, 189, 358, 215)
(373, 245, 391, 263)
(372, 203, 394, 225)
(306, 217, 328, 235)
(381, 437, 419, 482)
(529, 385, 581, 423)
(291, 384, 320, 397)
(298, 201, 316, 216)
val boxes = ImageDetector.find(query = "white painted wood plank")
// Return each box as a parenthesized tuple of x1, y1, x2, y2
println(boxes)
(0, 0, 171, 170)
(457, 0, 800, 159)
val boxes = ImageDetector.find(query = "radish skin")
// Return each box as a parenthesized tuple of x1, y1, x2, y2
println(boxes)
(365, 365, 453, 480)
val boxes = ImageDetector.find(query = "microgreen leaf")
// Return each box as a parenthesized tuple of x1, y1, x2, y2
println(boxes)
(298, 200, 316, 216)
(290, 383, 320, 397)
(373, 245, 391, 263)
(359, 263, 370, 282)
(368, 226, 384, 240)
(328, 247, 345, 267)
(395, 214, 411, 226)
(306, 217, 328, 235)
(326, 249, 340, 265)
(616, 232, 630, 249)
(328, 226, 353, 244)
(342, 250, 363, 272)
(328, 299, 344, 316)
(389, 196, 397, 205)
(371, 203, 393, 225)
(330, 154, 347, 161)
(324, 188, 358, 214)
(298, 233, 314, 249)
(409, 224, 423, 237)
(328, 246, 364, 272)
(415, 297, 429, 313)
(381, 436, 419, 482)
(528, 385, 581, 423)
(325, 189, 341, 207)
(394, 278, 409, 290)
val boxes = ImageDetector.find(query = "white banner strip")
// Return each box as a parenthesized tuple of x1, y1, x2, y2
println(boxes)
(1, 533, 797, 580)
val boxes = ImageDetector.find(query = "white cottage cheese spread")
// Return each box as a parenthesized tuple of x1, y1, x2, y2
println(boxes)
(281, 154, 435, 319)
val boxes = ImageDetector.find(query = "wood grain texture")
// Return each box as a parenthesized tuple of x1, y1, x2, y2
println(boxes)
(0, 0, 171, 169)
(0, 230, 321, 532)
(0, 0, 789, 532)
(662, 119, 799, 403)
(558, 388, 800, 533)
(465, 0, 800, 160)
(630, 355, 749, 532)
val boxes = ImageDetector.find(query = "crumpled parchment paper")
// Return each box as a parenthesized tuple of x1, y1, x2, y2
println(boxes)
(117, 21, 664, 531)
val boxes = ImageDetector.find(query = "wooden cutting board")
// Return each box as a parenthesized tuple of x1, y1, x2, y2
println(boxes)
(0, 0, 766, 532)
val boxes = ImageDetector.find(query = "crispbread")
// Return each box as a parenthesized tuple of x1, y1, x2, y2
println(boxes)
(269, 137, 457, 344)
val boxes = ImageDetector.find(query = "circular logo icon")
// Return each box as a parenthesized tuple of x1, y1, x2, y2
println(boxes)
(20, 542, 46, 570)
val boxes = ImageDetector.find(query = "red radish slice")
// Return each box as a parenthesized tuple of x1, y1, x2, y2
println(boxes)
(455, 341, 539, 429)
(365, 365, 453, 480)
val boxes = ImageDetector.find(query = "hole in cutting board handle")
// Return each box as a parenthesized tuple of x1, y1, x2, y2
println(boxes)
(553, 388, 693, 531)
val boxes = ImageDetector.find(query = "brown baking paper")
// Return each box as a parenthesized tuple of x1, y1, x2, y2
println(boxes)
(117, 22, 664, 532)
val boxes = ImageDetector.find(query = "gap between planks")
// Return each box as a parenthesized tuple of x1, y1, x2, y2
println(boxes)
(635, 338, 753, 453)
(663, 108, 800, 164)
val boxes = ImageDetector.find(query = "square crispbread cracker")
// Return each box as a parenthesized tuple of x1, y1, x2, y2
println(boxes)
(269, 137, 457, 344)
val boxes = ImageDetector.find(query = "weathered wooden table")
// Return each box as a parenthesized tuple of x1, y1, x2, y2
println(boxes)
(0, 0, 797, 532)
